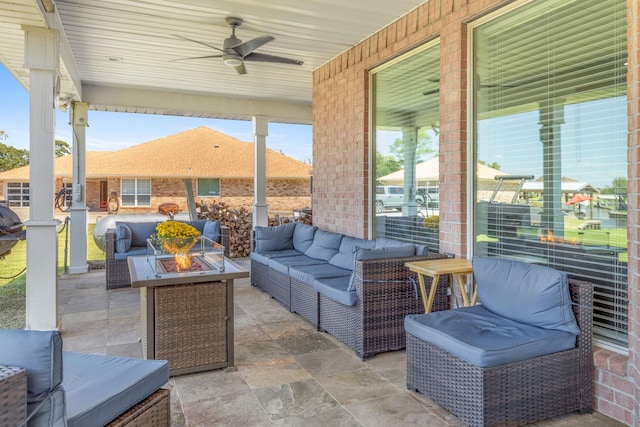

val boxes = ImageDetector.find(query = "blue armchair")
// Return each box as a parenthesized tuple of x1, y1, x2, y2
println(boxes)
(405, 257, 593, 426)
(0, 329, 169, 426)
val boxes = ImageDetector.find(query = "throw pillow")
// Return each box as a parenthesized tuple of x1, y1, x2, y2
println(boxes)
(203, 220, 220, 243)
(114, 222, 132, 253)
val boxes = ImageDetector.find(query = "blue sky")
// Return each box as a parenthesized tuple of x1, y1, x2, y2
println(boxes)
(0, 64, 312, 163)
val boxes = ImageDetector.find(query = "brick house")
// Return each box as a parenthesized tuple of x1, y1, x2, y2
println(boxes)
(0, 126, 312, 215)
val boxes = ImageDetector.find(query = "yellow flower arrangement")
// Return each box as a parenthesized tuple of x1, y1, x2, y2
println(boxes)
(154, 221, 201, 255)
(155, 221, 200, 239)
(423, 215, 440, 231)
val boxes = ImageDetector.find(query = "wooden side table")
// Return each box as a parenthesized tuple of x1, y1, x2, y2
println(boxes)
(405, 258, 474, 313)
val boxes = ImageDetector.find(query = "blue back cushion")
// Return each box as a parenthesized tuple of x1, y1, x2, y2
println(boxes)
(114, 222, 132, 253)
(0, 329, 63, 402)
(304, 230, 343, 261)
(293, 223, 317, 252)
(347, 245, 416, 291)
(128, 222, 160, 247)
(203, 220, 220, 242)
(254, 222, 296, 252)
(473, 256, 579, 335)
(329, 236, 375, 270)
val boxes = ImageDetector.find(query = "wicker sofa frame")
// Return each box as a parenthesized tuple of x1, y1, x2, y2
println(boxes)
(251, 251, 449, 359)
(105, 224, 229, 290)
(406, 278, 593, 426)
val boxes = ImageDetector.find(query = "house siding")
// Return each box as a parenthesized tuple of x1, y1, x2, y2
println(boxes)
(312, 0, 640, 424)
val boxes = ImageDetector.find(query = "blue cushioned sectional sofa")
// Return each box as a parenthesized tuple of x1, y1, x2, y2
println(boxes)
(250, 222, 448, 359)
(0, 329, 170, 426)
(105, 219, 229, 289)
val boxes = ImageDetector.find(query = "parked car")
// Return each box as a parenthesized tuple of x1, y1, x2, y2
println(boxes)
(375, 186, 405, 212)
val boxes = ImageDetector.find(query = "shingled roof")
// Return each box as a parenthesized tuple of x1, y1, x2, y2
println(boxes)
(0, 127, 312, 180)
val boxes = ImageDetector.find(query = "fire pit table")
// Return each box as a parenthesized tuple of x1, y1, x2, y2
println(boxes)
(128, 253, 248, 376)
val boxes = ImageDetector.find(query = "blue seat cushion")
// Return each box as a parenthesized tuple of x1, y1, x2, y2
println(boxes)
(254, 223, 296, 252)
(293, 223, 317, 252)
(473, 256, 579, 335)
(268, 255, 325, 275)
(63, 352, 169, 427)
(304, 230, 344, 261)
(405, 305, 577, 368)
(113, 247, 147, 260)
(250, 249, 303, 265)
(289, 263, 351, 286)
(328, 236, 376, 270)
(314, 276, 356, 306)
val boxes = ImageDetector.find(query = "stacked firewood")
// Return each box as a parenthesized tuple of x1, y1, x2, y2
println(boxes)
(197, 201, 313, 258)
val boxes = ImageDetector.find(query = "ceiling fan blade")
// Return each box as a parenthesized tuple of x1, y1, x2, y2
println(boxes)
(170, 55, 223, 62)
(244, 52, 303, 65)
(234, 62, 247, 75)
(172, 34, 224, 53)
(234, 36, 274, 57)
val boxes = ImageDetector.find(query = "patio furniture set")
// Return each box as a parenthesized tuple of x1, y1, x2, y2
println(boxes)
(104, 218, 229, 289)
(0, 219, 593, 426)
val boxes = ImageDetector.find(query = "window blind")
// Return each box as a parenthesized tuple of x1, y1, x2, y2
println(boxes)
(472, 0, 628, 346)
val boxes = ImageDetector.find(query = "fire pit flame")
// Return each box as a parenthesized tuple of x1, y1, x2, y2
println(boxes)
(174, 254, 191, 271)
(540, 230, 579, 245)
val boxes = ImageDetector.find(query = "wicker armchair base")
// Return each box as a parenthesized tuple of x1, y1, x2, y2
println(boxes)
(406, 279, 593, 427)
(106, 258, 131, 290)
(0, 366, 26, 427)
(107, 388, 170, 427)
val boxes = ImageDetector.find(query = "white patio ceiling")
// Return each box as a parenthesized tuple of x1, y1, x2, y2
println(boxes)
(0, 0, 426, 124)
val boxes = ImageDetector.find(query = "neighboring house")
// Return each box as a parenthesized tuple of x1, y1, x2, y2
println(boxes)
(0, 126, 312, 214)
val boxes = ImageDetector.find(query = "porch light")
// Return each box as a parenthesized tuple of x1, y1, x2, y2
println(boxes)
(223, 54, 242, 67)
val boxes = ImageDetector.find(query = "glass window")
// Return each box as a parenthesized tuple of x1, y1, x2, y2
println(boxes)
(121, 178, 151, 207)
(472, 0, 627, 347)
(6, 182, 29, 207)
(371, 42, 440, 250)
(197, 178, 220, 197)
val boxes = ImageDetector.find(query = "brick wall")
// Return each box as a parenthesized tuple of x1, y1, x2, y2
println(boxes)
(83, 177, 311, 216)
(312, 0, 639, 424)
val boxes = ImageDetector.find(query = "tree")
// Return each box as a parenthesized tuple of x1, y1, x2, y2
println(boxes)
(600, 177, 627, 195)
(0, 143, 29, 171)
(388, 128, 437, 163)
(55, 140, 72, 157)
(375, 152, 401, 180)
(478, 160, 501, 170)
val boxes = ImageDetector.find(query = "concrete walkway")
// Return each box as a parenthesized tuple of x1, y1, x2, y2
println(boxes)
(57, 259, 624, 426)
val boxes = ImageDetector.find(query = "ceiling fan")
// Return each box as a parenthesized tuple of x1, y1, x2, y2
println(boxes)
(173, 17, 303, 75)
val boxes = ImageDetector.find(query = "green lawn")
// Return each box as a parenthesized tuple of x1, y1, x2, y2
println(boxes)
(0, 223, 104, 287)
(0, 223, 104, 328)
